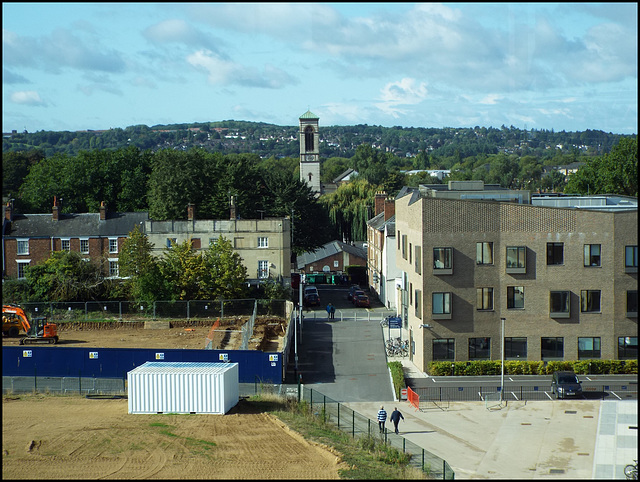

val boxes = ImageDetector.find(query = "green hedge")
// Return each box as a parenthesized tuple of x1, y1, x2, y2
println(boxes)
(387, 361, 406, 399)
(427, 359, 637, 376)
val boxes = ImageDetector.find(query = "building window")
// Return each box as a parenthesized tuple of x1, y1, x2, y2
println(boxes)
(409, 243, 412, 264)
(469, 337, 490, 360)
(433, 247, 453, 273)
(17, 239, 29, 255)
(584, 244, 601, 267)
(578, 337, 601, 359)
(414, 289, 422, 319)
(505, 337, 527, 359)
(17, 260, 30, 279)
(581, 290, 601, 313)
(61, 239, 70, 251)
(414, 245, 421, 275)
(432, 292, 451, 319)
(258, 260, 269, 279)
(627, 290, 638, 317)
(506, 246, 525, 273)
(550, 291, 570, 318)
(397, 230, 400, 250)
(166, 238, 177, 249)
(618, 336, 638, 359)
(507, 286, 524, 309)
(476, 242, 493, 265)
(402, 234, 407, 260)
(547, 242, 564, 265)
(541, 337, 564, 360)
(334, 260, 339, 268)
(476, 287, 494, 311)
(258, 237, 268, 248)
(626, 245, 638, 272)
(80, 239, 89, 254)
(109, 238, 118, 253)
(432, 338, 455, 361)
(108, 260, 119, 277)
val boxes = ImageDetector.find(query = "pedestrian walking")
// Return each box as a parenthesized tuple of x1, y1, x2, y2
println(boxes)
(326, 303, 335, 319)
(390, 407, 404, 434)
(377, 405, 387, 433)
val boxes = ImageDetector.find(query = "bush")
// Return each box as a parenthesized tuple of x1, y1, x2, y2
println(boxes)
(426, 359, 637, 376)
(387, 361, 405, 399)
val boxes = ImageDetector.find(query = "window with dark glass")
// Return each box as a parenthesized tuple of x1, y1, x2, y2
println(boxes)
(414, 289, 422, 319)
(505, 337, 527, 359)
(584, 244, 601, 267)
(618, 336, 638, 359)
(506, 246, 525, 269)
(476, 287, 493, 310)
(432, 292, 451, 315)
(547, 242, 564, 265)
(433, 247, 453, 272)
(627, 290, 638, 316)
(414, 245, 421, 274)
(476, 242, 493, 265)
(469, 337, 490, 359)
(550, 291, 570, 316)
(507, 286, 524, 309)
(626, 245, 638, 270)
(304, 126, 314, 151)
(541, 337, 564, 360)
(581, 290, 601, 312)
(578, 337, 601, 359)
(433, 338, 455, 361)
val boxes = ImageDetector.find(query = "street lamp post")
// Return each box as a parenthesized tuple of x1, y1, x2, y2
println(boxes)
(500, 317, 505, 402)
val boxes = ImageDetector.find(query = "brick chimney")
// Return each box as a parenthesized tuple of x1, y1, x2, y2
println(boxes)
(230, 196, 236, 220)
(52, 196, 60, 221)
(384, 196, 395, 221)
(374, 191, 386, 216)
(5, 200, 13, 221)
(187, 203, 195, 221)
(99, 201, 107, 221)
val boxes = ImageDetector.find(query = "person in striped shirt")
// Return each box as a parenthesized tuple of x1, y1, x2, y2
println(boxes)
(377, 405, 387, 433)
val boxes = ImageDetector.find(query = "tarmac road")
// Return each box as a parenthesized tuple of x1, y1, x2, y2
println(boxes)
(289, 283, 638, 479)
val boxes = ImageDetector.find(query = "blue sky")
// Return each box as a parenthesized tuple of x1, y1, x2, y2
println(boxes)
(2, 2, 637, 134)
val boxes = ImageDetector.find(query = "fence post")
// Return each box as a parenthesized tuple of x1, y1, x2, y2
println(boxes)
(34, 365, 37, 393)
(337, 403, 340, 428)
(187, 300, 190, 321)
(352, 411, 355, 437)
(323, 395, 326, 423)
(85, 302, 88, 321)
(153, 301, 156, 321)
(119, 301, 122, 321)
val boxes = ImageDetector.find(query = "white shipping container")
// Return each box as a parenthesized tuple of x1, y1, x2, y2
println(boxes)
(127, 362, 239, 414)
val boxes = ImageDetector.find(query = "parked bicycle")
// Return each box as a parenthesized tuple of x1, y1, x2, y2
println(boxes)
(385, 337, 408, 357)
(625, 460, 638, 480)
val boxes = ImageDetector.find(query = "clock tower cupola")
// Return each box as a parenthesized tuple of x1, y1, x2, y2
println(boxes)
(299, 110, 321, 195)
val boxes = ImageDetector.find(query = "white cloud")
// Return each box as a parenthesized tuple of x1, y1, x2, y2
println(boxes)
(10, 91, 46, 106)
(376, 78, 428, 117)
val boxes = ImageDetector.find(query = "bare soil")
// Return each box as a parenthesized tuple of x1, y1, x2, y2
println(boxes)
(2, 316, 349, 479)
(2, 395, 347, 479)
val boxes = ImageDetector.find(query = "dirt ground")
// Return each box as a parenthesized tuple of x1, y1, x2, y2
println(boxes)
(2, 395, 348, 479)
(2, 317, 349, 480)
(1, 315, 288, 351)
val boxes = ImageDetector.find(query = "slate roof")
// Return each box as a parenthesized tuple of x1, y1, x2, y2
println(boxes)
(367, 211, 395, 233)
(4, 211, 149, 238)
(296, 240, 366, 269)
(333, 168, 358, 183)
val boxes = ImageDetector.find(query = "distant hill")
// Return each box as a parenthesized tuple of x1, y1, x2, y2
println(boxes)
(3, 120, 633, 160)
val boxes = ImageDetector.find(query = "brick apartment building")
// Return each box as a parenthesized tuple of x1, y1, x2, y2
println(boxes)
(394, 190, 638, 370)
(2, 198, 148, 279)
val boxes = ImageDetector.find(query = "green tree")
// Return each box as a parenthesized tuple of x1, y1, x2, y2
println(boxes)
(201, 237, 249, 300)
(118, 225, 166, 302)
(24, 251, 107, 302)
(159, 239, 206, 301)
(321, 178, 377, 243)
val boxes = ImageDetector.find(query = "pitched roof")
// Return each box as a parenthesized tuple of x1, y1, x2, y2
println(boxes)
(299, 110, 319, 120)
(296, 240, 366, 269)
(367, 211, 395, 233)
(333, 168, 358, 183)
(5, 211, 149, 238)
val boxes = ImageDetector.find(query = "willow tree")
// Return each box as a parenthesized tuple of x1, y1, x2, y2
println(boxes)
(321, 178, 378, 243)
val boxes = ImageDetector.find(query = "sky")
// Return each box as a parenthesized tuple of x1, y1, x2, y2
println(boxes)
(2, 2, 638, 134)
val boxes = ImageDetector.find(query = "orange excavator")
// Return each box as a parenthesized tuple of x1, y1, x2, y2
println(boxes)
(2, 304, 59, 345)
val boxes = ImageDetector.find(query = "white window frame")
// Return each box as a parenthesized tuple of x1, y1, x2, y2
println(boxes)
(61, 238, 71, 252)
(258, 260, 269, 279)
(476, 242, 493, 265)
(108, 258, 119, 278)
(109, 237, 118, 253)
(257, 237, 268, 248)
(17, 260, 30, 279)
(432, 292, 452, 320)
(17, 238, 29, 256)
(80, 238, 90, 254)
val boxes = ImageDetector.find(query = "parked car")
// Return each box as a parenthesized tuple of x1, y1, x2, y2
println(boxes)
(303, 292, 320, 307)
(354, 294, 370, 308)
(347, 285, 361, 301)
(550, 371, 582, 399)
(351, 290, 365, 304)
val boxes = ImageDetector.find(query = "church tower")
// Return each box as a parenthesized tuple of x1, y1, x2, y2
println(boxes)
(299, 110, 321, 195)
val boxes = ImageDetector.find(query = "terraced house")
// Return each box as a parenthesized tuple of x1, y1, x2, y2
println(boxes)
(394, 189, 638, 372)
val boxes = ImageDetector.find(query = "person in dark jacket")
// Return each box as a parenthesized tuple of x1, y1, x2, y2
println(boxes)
(390, 407, 404, 434)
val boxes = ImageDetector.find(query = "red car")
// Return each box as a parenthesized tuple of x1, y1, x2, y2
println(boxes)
(354, 294, 370, 308)
(351, 290, 365, 305)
